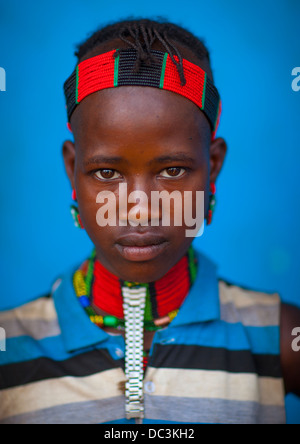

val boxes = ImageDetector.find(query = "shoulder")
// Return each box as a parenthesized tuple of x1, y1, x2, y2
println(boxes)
(0, 294, 60, 356)
(0, 262, 80, 336)
(218, 279, 300, 397)
(0, 293, 56, 323)
(218, 279, 280, 327)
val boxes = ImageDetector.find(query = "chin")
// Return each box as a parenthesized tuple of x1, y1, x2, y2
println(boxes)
(116, 259, 172, 283)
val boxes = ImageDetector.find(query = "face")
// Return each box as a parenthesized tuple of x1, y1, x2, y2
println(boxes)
(63, 57, 226, 283)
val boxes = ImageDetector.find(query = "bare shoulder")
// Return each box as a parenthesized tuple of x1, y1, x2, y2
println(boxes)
(280, 303, 300, 396)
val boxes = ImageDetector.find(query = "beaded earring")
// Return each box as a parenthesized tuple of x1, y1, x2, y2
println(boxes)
(207, 182, 216, 225)
(70, 189, 84, 229)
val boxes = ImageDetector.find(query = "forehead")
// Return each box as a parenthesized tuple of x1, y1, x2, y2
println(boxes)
(71, 84, 211, 156)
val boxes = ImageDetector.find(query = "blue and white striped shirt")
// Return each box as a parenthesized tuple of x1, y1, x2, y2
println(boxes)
(0, 248, 286, 424)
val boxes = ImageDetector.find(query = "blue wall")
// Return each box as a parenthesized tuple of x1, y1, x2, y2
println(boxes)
(0, 0, 299, 423)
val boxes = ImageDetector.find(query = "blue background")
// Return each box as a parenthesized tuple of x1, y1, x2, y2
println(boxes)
(0, 0, 299, 423)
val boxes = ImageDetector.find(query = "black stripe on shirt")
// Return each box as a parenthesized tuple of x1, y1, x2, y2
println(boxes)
(1, 344, 282, 391)
(0, 349, 124, 390)
(150, 344, 282, 378)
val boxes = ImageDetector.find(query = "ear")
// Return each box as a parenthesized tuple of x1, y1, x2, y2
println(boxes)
(209, 137, 227, 183)
(62, 140, 76, 190)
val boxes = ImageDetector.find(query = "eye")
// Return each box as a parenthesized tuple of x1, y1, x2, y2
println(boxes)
(95, 169, 122, 180)
(160, 167, 186, 178)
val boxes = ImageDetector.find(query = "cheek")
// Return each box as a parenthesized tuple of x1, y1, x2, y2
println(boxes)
(74, 172, 107, 239)
(79, 198, 108, 243)
(188, 167, 210, 216)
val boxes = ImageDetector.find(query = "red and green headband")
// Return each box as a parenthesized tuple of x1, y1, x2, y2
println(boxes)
(64, 49, 221, 139)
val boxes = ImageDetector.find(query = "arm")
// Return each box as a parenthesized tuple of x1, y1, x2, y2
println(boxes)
(280, 303, 300, 397)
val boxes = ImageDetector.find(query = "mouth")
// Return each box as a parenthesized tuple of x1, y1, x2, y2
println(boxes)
(115, 233, 169, 262)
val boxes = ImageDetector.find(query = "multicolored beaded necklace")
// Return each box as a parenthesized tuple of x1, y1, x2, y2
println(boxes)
(73, 245, 198, 332)
(73, 246, 198, 420)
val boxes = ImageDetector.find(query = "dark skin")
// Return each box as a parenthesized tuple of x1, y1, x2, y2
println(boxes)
(63, 41, 300, 396)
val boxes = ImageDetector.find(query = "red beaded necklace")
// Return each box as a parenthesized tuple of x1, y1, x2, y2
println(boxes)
(93, 247, 197, 324)
(78, 246, 198, 328)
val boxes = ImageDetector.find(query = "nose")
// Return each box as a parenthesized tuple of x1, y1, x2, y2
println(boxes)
(118, 181, 160, 227)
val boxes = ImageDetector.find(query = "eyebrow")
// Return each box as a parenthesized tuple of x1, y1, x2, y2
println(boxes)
(83, 155, 127, 166)
(147, 153, 196, 165)
(83, 152, 196, 167)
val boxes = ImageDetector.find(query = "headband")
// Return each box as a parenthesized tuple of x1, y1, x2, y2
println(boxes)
(64, 49, 222, 139)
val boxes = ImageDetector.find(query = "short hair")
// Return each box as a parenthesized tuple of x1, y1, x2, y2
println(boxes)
(75, 18, 212, 86)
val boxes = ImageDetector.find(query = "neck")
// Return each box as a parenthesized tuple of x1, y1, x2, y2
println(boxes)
(90, 245, 198, 321)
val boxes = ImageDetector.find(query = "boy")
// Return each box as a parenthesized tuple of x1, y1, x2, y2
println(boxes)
(0, 18, 299, 424)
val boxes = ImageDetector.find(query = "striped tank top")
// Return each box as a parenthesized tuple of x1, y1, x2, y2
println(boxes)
(0, 248, 286, 424)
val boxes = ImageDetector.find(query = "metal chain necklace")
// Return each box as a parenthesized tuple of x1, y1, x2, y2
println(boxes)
(122, 284, 147, 422)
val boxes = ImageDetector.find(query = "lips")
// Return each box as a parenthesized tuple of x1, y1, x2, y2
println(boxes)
(115, 232, 169, 261)
(116, 233, 167, 247)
